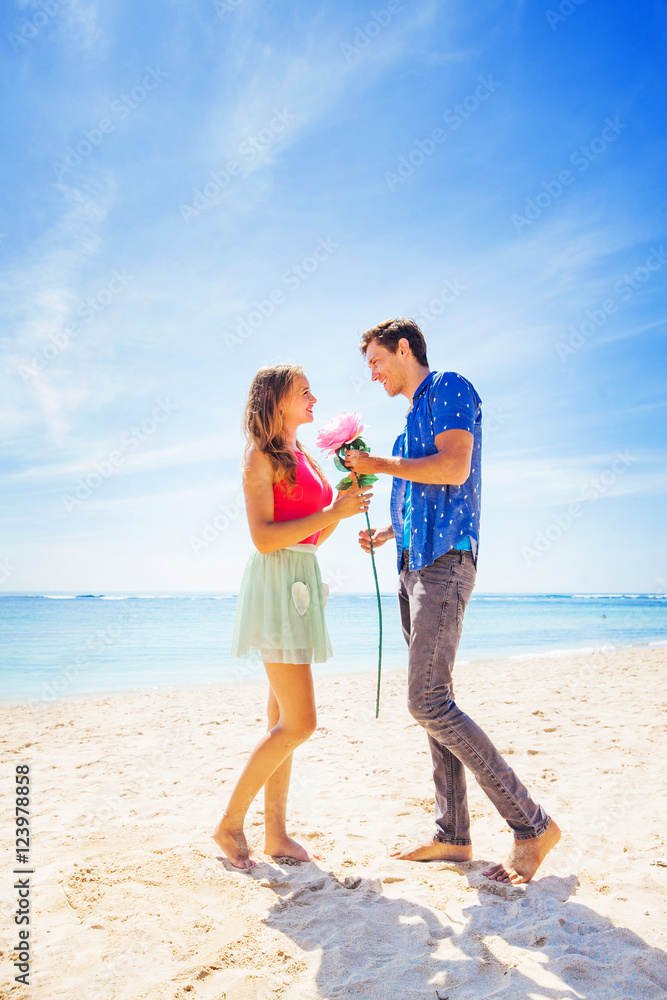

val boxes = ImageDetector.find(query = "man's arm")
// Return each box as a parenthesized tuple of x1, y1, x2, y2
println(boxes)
(359, 523, 394, 553)
(345, 428, 473, 487)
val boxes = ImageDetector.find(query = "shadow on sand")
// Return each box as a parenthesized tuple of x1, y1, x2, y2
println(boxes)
(244, 858, 667, 999)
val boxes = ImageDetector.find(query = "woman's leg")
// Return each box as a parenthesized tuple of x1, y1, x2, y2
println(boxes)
(262, 686, 292, 846)
(212, 662, 316, 869)
(263, 685, 322, 861)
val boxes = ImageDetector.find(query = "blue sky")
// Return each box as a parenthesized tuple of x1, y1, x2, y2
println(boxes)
(1, 0, 665, 595)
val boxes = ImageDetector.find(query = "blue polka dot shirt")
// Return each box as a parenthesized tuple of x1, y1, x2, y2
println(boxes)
(390, 370, 482, 572)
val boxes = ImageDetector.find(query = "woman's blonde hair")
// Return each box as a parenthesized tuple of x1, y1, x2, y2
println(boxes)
(242, 363, 328, 493)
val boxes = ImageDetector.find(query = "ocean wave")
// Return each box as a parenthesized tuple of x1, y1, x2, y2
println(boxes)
(510, 645, 618, 660)
(569, 594, 664, 600)
(570, 594, 620, 599)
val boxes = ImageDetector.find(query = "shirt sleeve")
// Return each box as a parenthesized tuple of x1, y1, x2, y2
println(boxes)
(430, 373, 476, 436)
(392, 430, 407, 457)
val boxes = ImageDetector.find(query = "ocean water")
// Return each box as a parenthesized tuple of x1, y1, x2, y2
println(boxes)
(0, 593, 665, 705)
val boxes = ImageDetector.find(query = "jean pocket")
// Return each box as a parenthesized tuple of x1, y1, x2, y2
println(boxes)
(456, 578, 475, 633)
(417, 552, 455, 586)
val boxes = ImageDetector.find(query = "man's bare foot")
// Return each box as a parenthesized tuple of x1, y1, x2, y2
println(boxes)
(390, 838, 474, 863)
(483, 819, 561, 884)
(212, 819, 256, 870)
(264, 834, 323, 862)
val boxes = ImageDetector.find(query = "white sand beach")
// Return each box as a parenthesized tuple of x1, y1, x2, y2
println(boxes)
(1, 644, 666, 999)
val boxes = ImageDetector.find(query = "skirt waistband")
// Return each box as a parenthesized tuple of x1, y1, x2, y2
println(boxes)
(284, 543, 317, 554)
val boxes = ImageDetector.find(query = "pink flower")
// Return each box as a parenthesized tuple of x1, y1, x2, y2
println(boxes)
(316, 411, 366, 457)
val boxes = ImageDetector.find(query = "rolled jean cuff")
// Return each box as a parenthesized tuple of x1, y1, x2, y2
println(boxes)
(511, 814, 552, 842)
(434, 834, 473, 847)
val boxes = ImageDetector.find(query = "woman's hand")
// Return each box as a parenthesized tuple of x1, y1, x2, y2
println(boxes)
(331, 484, 373, 520)
(359, 524, 394, 553)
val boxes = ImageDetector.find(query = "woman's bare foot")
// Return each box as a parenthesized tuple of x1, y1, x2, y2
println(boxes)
(390, 838, 474, 863)
(483, 819, 561, 884)
(264, 834, 322, 862)
(212, 819, 256, 870)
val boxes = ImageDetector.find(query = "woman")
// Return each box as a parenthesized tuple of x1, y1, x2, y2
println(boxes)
(213, 362, 372, 869)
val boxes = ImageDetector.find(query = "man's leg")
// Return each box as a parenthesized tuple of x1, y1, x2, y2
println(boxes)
(393, 549, 472, 861)
(396, 550, 559, 879)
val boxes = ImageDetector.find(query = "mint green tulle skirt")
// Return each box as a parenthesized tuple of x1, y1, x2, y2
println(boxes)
(231, 544, 333, 664)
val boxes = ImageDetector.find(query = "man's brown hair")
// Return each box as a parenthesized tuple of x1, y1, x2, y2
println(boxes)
(359, 317, 429, 367)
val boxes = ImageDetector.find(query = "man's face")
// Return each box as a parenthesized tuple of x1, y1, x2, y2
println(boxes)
(366, 340, 408, 397)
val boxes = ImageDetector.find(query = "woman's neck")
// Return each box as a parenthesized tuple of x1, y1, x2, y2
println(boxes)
(282, 425, 299, 451)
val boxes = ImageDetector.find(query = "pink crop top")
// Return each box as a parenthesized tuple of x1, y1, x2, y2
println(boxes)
(273, 451, 334, 545)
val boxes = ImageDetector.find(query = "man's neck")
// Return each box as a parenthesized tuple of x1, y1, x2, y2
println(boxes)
(401, 365, 432, 402)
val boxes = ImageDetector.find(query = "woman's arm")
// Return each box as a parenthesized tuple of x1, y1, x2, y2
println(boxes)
(243, 448, 372, 554)
(316, 517, 340, 547)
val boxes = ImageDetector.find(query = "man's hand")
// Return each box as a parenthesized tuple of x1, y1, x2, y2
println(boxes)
(359, 524, 394, 553)
(344, 449, 379, 476)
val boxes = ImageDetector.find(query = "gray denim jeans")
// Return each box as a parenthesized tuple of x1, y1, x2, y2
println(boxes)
(398, 547, 551, 844)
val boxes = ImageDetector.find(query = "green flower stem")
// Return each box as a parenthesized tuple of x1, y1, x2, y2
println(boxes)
(353, 470, 383, 718)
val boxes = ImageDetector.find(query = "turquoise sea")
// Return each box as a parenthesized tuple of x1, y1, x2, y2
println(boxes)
(1, 593, 666, 705)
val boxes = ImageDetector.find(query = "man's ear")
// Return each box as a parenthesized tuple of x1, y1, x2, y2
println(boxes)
(398, 337, 411, 357)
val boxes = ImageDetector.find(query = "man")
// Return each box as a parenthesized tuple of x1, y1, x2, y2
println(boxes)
(344, 317, 560, 884)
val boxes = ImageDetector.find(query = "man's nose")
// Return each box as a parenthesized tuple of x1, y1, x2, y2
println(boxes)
(371, 370, 381, 381)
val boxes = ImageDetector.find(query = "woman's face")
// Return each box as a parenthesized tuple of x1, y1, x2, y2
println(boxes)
(281, 375, 317, 428)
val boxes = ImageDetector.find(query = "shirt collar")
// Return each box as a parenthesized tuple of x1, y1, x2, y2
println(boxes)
(412, 370, 434, 404)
